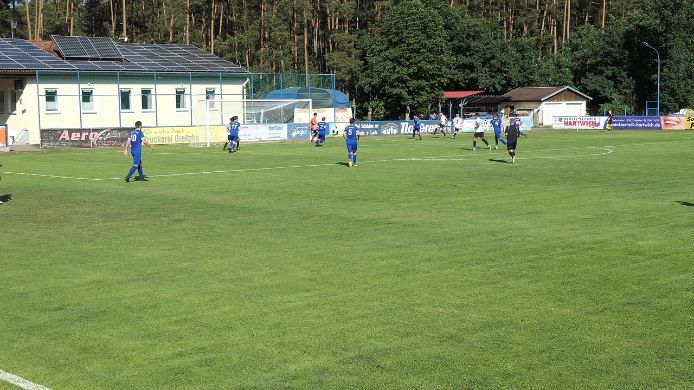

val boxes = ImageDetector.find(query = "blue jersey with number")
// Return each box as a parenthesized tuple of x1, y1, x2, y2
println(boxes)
(318, 121, 327, 135)
(344, 125, 358, 142)
(491, 118, 502, 133)
(227, 121, 240, 138)
(129, 129, 145, 154)
(413, 117, 420, 130)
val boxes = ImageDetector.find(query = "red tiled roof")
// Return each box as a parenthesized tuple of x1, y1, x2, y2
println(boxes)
(443, 90, 484, 99)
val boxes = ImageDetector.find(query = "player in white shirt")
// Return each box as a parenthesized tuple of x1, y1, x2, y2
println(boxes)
(451, 113, 463, 139)
(472, 114, 491, 151)
(432, 112, 447, 138)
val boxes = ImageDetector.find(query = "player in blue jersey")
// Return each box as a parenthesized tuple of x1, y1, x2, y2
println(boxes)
(490, 113, 506, 149)
(411, 114, 422, 140)
(226, 116, 241, 153)
(123, 121, 153, 182)
(315, 117, 327, 146)
(343, 118, 360, 167)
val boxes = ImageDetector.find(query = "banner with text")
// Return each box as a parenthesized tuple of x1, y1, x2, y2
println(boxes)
(552, 116, 609, 129)
(239, 124, 288, 142)
(687, 117, 694, 130)
(612, 116, 662, 130)
(40, 127, 131, 147)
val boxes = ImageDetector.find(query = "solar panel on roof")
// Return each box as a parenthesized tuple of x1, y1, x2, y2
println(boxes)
(52, 35, 124, 60)
(0, 38, 77, 71)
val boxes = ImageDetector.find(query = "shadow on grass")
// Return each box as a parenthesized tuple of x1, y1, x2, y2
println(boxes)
(335, 162, 350, 167)
(676, 201, 694, 207)
(489, 159, 511, 164)
(0, 194, 12, 203)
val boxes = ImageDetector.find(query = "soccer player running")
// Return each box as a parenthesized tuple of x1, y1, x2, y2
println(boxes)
(123, 121, 153, 182)
(412, 114, 422, 140)
(309, 112, 318, 143)
(451, 113, 463, 139)
(504, 117, 524, 163)
(433, 112, 447, 138)
(606, 110, 613, 132)
(490, 113, 506, 149)
(315, 117, 327, 146)
(343, 118, 360, 167)
(472, 114, 491, 151)
(227, 116, 241, 153)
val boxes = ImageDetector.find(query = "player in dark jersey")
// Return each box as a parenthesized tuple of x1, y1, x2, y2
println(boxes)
(315, 117, 327, 146)
(226, 116, 241, 153)
(343, 118, 360, 167)
(412, 114, 422, 140)
(504, 119, 524, 163)
(123, 121, 153, 182)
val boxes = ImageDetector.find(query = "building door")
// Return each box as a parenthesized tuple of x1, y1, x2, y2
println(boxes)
(566, 102, 583, 116)
(542, 103, 563, 126)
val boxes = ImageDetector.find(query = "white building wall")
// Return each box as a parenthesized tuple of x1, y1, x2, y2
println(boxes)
(1, 76, 41, 144)
(539, 101, 587, 126)
(34, 72, 247, 133)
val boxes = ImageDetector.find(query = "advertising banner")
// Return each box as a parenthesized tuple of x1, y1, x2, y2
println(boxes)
(41, 127, 131, 147)
(0, 125, 7, 147)
(552, 116, 609, 129)
(238, 124, 287, 142)
(660, 116, 686, 130)
(612, 116, 661, 130)
(145, 126, 224, 144)
(287, 123, 311, 139)
(687, 117, 694, 130)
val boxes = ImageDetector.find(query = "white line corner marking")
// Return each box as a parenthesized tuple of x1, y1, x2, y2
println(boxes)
(0, 369, 53, 390)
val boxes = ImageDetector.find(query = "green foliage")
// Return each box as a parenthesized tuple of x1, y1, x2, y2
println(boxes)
(359, 0, 451, 118)
(1, 0, 693, 117)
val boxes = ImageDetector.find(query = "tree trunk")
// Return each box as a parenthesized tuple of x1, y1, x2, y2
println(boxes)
(121, 0, 127, 39)
(25, 0, 33, 40)
(601, 0, 607, 29)
(185, 0, 190, 44)
(109, 0, 115, 35)
(210, 0, 216, 54)
(303, 7, 309, 83)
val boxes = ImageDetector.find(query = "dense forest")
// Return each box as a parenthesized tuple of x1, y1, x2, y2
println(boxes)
(1, 0, 693, 119)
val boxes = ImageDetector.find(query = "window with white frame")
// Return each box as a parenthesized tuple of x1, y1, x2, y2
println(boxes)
(120, 89, 131, 111)
(175, 88, 187, 110)
(10, 90, 17, 113)
(141, 89, 153, 111)
(81, 89, 94, 112)
(45, 89, 58, 112)
(206, 88, 216, 109)
(0, 90, 5, 113)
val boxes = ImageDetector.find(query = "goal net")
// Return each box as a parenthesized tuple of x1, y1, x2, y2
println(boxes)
(191, 98, 312, 147)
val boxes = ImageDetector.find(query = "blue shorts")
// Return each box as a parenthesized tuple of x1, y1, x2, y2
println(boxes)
(346, 141, 358, 153)
(228, 135, 239, 142)
(318, 133, 326, 142)
(131, 152, 142, 166)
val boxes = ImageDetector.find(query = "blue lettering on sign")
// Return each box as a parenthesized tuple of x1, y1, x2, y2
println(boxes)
(287, 123, 311, 139)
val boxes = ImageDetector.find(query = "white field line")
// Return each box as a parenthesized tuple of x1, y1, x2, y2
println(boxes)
(0, 369, 52, 390)
(2, 146, 613, 181)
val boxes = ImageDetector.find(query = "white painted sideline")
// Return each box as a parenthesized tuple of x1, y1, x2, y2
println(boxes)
(2, 146, 616, 182)
(0, 369, 53, 390)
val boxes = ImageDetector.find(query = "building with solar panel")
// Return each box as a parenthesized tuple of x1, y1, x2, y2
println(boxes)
(0, 35, 250, 146)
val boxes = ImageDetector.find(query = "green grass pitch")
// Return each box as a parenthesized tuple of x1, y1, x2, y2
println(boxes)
(0, 130, 692, 389)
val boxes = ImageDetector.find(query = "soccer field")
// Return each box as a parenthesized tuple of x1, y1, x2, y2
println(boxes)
(0, 131, 692, 389)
